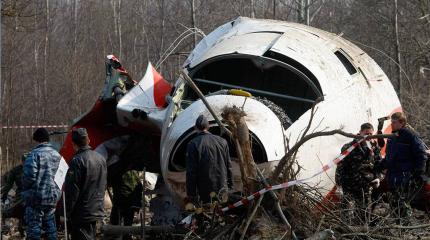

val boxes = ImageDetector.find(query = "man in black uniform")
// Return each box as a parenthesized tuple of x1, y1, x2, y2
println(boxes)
(64, 128, 107, 240)
(336, 123, 383, 209)
(186, 115, 233, 204)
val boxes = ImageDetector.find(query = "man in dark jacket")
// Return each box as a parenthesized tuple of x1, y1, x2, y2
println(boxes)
(22, 128, 62, 240)
(378, 112, 428, 217)
(186, 115, 233, 204)
(335, 123, 383, 209)
(64, 128, 107, 240)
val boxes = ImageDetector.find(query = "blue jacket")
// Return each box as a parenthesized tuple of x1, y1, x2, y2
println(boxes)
(382, 127, 427, 188)
(22, 143, 62, 207)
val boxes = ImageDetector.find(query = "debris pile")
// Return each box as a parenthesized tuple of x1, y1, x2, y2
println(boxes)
(178, 103, 430, 240)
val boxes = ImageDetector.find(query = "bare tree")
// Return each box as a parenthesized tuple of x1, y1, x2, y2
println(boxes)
(393, 0, 402, 97)
(1, 0, 430, 175)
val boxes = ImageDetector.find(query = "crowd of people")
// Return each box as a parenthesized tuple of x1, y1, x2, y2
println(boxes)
(1, 111, 428, 239)
(1, 127, 143, 240)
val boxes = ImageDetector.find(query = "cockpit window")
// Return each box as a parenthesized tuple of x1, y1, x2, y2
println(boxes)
(334, 50, 357, 75)
(184, 54, 323, 122)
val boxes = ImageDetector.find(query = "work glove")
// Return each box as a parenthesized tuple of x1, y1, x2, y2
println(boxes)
(370, 178, 380, 188)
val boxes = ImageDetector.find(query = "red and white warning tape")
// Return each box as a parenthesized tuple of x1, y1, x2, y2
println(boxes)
(180, 138, 364, 224)
(1, 125, 68, 129)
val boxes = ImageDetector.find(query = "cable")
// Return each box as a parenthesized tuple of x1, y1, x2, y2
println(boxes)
(155, 27, 206, 70)
(155, 29, 206, 69)
(155, 28, 196, 67)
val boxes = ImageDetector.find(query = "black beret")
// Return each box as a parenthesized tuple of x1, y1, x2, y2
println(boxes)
(33, 128, 50, 143)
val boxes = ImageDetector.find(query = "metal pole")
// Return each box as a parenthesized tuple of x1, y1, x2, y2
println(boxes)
(0, 146, 3, 238)
(63, 191, 68, 240)
(6, 146, 8, 173)
(141, 168, 146, 240)
(181, 71, 233, 138)
(191, 0, 197, 47)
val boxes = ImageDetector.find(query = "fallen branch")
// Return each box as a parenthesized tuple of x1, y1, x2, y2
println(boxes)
(255, 166, 297, 240)
(240, 193, 264, 240)
(341, 232, 402, 240)
(379, 223, 430, 230)
(102, 225, 175, 236)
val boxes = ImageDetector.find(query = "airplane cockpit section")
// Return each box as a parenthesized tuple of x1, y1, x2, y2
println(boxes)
(60, 17, 404, 206)
(160, 17, 401, 202)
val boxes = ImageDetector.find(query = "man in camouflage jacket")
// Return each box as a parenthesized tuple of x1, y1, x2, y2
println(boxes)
(22, 128, 62, 240)
(1, 153, 28, 236)
(110, 169, 143, 240)
(335, 123, 383, 208)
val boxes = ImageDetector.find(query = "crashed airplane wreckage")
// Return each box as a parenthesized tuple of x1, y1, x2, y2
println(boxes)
(60, 17, 429, 229)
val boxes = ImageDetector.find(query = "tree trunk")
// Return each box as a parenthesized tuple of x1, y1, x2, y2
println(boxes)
(33, 1, 40, 123)
(250, 0, 256, 18)
(306, 0, 310, 25)
(393, 0, 402, 98)
(118, 0, 122, 59)
(273, 0, 276, 18)
(222, 107, 257, 194)
(43, 0, 50, 120)
(191, 0, 197, 47)
(297, 0, 310, 25)
(158, 0, 166, 72)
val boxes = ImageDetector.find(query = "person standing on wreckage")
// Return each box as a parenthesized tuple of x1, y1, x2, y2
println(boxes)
(105, 55, 136, 103)
(376, 112, 428, 218)
(185, 115, 233, 205)
(335, 123, 383, 213)
(64, 128, 107, 240)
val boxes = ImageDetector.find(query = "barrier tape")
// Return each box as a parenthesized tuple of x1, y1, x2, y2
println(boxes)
(1, 125, 68, 129)
(180, 138, 364, 224)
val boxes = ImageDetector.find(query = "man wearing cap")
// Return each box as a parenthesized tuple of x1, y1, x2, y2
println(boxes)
(64, 128, 107, 240)
(186, 115, 233, 204)
(22, 128, 62, 240)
